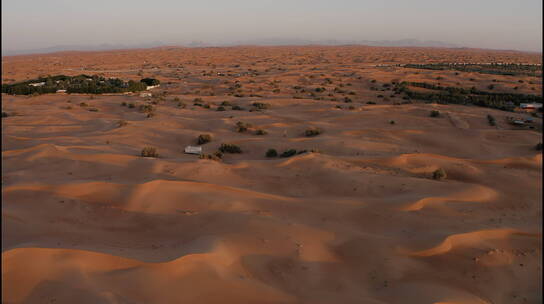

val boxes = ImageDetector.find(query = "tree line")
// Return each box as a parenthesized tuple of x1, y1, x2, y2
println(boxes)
(1, 75, 160, 95)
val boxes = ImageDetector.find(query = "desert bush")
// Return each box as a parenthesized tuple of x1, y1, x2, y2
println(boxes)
(487, 114, 496, 126)
(430, 110, 440, 117)
(280, 149, 297, 158)
(236, 121, 252, 132)
(221, 101, 232, 106)
(219, 143, 242, 153)
(305, 128, 322, 137)
(197, 134, 212, 145)
(128, 103, 135, 108)
(367, 101, 376, 104)
(266, 149, 278, 157)
(203, 104, 211, 109)
(348, 106, 355, 110)
(139, 104, 154, 113)
(199, 151, 223, 161)
(80, 102, 88, 107)
(88, 108, 99, 112)
(432, 168, 447, 180)
(118, 120, 128, 127)
(217, 106, 226, 111)
(141, 147, 159, 158)
(344, 97, 352, 103)
(252, 102, 270, 109)
(121, 102, 127, 106)
(390, 120, 396, 124)
(178, 102, 186, 108)
(232, 105, 244, 111)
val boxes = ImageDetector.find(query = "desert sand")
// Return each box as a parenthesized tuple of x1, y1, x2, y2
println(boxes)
(2, 46, 542, 304)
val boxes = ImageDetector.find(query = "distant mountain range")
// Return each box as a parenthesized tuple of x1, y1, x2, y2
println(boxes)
(2, 39, 463, 56)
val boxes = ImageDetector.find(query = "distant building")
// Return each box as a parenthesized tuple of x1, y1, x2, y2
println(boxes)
(56, 90, 67, 93)
(520, 103, 543, 110)
(146, 85, 160, 90)
(29, 82, 45, 87)
(184, 146, 202, 155)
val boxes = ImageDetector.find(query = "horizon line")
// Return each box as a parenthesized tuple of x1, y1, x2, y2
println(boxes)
(3, 43, 543, 58)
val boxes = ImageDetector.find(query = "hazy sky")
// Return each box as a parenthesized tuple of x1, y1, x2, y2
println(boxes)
(2, 0, 542, 52)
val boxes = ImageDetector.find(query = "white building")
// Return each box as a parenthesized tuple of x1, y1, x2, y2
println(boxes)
(146, 85, 160, 90)
(29, 82, 45, 87)
(184, 146, 202, 155)
(520, 103, 543, 110)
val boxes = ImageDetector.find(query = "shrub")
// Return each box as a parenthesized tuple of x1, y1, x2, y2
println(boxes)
(217, 106, 226, 111)
(197, 134, 212, 145)
(344, 97, 352, 103)
(390, 120, 396, 124)
(219, 143, 242, 153)
(536, 143, 543, 151)
(232, 105, 244, 111)
(128, 103, 135, 108)
(199, 151, 223, 161)
(79, 102, 88, 107)
(221, 101, 232, 106)
(487, 114, 496, 126)
(432, 168, 447, 180)
(367, 101, 376, 104)
(141, 147, 159, 158)
(305, 128, 322, 137)
(252, 102, 270, 109)
(88, 108, 99, 112)
(348, 106, 355, 110)
(173, 97, 180, 102)
(266, 149, 278, 157)
(118, 120, 128, 127)
(139, 104, 154, 113)
(280, 149, 297, 158)
(236, 121, 252, 132)
(430, 110, 440, 117)
(255, 129, 268, 135)
(178, 102, 186, 108)
(121, 102, 127, 106)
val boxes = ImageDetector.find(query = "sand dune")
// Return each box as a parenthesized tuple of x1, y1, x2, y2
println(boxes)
(2, 46, 542, 303)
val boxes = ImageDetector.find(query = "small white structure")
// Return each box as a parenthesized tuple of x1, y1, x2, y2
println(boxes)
(184, 146, 202, 155)
(29, 82, 45, 87)
(56, 89, 67, 93)
(520, 103, 543, 110)
(146, 85, 160, 90)
(140, 92, 152, 98)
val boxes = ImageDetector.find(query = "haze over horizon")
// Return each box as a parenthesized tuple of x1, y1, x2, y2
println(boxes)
(2, 0, 542, 54)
